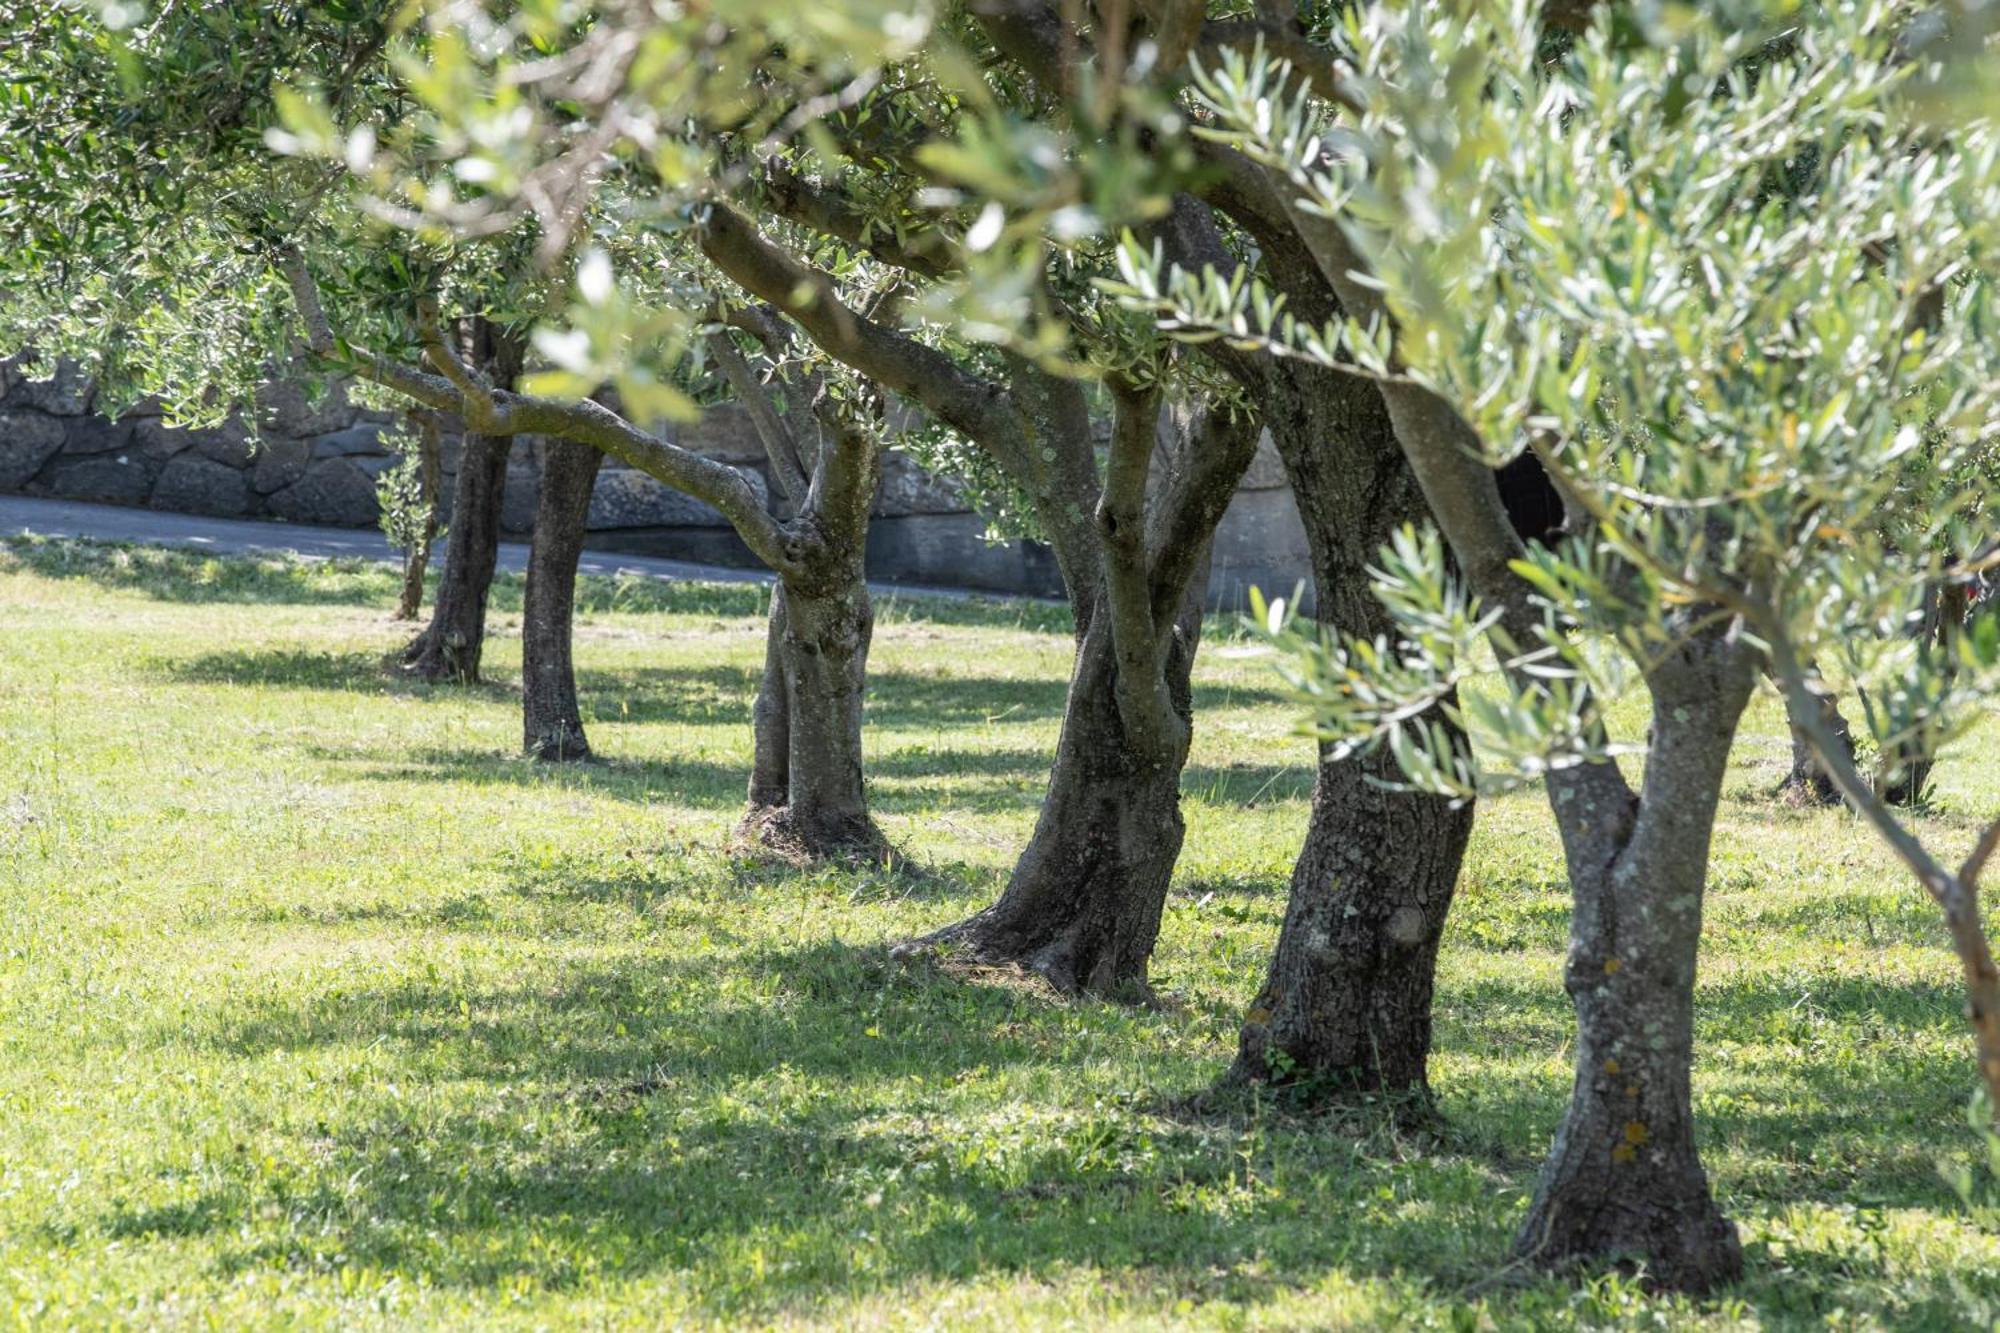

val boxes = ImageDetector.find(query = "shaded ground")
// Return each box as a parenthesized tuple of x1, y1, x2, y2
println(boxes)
(1, 536, 1997, 1329)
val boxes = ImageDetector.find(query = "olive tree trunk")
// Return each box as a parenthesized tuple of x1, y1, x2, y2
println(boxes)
(1878, 582, 1958, 807)
(1265, 193, 1754, 1287)
(741, 569, 884, 859)
(1784, 579, 1972, 808)
(404, 321, 524, 684)
(1514, 632, 1756, 1292)
(1780, 679, 1853, 806)
(928, 595, 1199, 996)
(522, 438, 603, 761)
(403, 430, 509, 682)
(1224, 341, 1475, 1098)
(707, 342, 891, 862)
(695, 205, 1254, 983)
(904, 392, 1256, 998)
(1231, 742, 1471, 1097)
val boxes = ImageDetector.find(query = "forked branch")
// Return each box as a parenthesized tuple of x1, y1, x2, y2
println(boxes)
(275, 246, 797, 573)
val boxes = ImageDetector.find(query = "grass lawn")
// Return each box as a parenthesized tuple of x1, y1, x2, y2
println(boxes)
(2, 535, 1998, 1329)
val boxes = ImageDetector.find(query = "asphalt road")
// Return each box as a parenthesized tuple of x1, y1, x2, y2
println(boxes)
(0, 494, 1000, 602)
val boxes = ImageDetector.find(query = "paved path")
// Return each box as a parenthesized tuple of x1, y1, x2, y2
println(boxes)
(0, 494, 1005, 602)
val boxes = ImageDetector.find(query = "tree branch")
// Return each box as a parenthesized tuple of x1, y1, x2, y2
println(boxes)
(1767, 617, 2000, 1113)
(1196, 20, 1365, 114)
(415, 298, 500, 408)
(1099, 379, 1184, 762)
(695, 203, 1028, 477)
(276, 247, 797, 573)
(1764, 621, 1957, 899)
(799, 396, 883, 555)
(1152, 191, 1268, 390)
(721, 302, 795, 358)
(1262, 177, 1639, 824)
(1273, 200, 1535, 630)
(972, 1, 1079, 101)
(277, 247, 471, 415)
(697, 205, 1113, 604)
(1965, 815, 2000, 891)
(709, 334, 812, 503)
(762, 164, 956, 281)
(1146, 401, 1260, 629)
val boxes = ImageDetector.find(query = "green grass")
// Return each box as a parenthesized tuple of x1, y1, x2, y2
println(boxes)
(2, 534, 1998, 1330)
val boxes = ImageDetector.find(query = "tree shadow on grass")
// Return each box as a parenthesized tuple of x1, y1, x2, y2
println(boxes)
(303, 739, 1057, 821)
(304, 743, 748, 810)
(489, 834, 989, 909)
(154, 646, 518, 703)
(101, 925, 2000, 1324)
(128, 938, 1534, 1315)
(572, 665, 1297, 733)
(157, 647, 404, 693)
(869, 745, 1051, 782)
(862, 669, 1072, 728)
(576, 663, 759, 728)
(577, 663, 1070, 731)
(1435, 967, 1981, 1208)
(1, 536, 400, 607)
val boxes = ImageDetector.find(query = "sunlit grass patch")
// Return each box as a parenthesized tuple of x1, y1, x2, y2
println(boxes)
(1, 537, 1997, 1328)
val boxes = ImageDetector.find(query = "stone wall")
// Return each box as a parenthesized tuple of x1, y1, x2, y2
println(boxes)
(0, 354, 1312, 605)
(0, 355, 408, 526)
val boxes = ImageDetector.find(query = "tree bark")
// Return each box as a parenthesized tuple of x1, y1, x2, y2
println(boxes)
(394, 412, 443, 621)
(403, 429, 509, 683)
(1780, 678, 1853, 806)
(1879, 582, 1955, 807)
(740, 571, 886, 859)
(1231, 741, 1471, 1099)
(748, 589, 792, 815)
(404, 320, 524, 684)
(712, 369, 892, 861)
(927, 594, 1199, 998)
(522, 437, 603, 761)
(1513, 632, 1756, 1294)
(695, 200, 1257, 985)
(1194, 126, 1748, 1291)
(903, 392, 1255, 999)
(1224, 334, 1475, 1099)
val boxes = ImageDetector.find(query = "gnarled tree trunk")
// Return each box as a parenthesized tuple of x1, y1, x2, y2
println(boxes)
(404, 320, 523, 684)
(906, 392, 1256, 999)
(747, 590, 792, 817)
(741, 568, 885, 859)
(695, 202, 1255, 990)
(522, 437, 603, 761)
(1231, 742, 1471, 1098)
(1513, 631, 1756, 1293)
(1780, 678, 1853, 806)
(1879, 582, 1958, 807)
(1786, 581, 1971, 809)
(714, 353, 891, 862)
(1225, 346, 1475, 1099)
(1188, 104, 1750, 1290)
(927, 596, 1198, 996)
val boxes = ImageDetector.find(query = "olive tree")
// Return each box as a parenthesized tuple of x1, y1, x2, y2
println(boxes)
(1120, 0, 2000, 1290)
(332, 3, 1276, 991)
(314, 0, 1488, 1061)
(3, 2, 928, 829)
(966, 4, 1479, 1083)
(0, 2, 533, 687)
